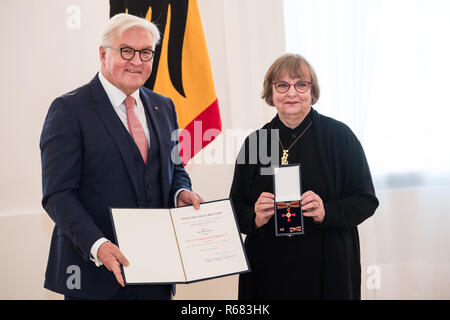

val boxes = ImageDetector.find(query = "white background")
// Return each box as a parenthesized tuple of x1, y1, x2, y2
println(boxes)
(0, 0, 449, 299)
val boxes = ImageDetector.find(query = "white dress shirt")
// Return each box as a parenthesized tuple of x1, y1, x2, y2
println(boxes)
(90, 72, 187, 267)
(98, 71, 150, 145)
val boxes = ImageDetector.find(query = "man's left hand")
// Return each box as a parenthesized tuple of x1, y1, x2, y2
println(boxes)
(177, 190, 204, 209)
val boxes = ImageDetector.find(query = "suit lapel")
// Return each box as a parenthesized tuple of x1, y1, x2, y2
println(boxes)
(88, 74, 140, 198)
(140, 89, 171, 206)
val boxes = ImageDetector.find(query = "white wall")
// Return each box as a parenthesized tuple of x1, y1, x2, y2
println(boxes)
(0, 0, 284, 299)
(0, 0, 109, 300)
(0, 0, 448, 300)
(360, 186, 450, 299)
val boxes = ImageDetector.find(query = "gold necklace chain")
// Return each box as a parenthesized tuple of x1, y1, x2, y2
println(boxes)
(279, 121, 313, 165)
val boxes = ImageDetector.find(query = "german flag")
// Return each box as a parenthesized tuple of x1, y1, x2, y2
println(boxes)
(110, 0, 222, 165)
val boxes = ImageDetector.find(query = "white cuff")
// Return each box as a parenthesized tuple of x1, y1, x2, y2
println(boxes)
(90, 237, 109, 267)
(174, 189, 191, 207)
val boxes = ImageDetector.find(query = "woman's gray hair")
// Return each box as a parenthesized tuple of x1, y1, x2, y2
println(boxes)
(101, 13, 160, 48)
(262, 53, 320, 106)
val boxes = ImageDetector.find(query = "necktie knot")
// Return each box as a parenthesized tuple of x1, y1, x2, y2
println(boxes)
(124, 96, 136, 111)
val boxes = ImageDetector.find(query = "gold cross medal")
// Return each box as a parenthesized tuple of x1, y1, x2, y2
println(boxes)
(281, 149, 289, 165)
(275, 200, 303, 236)
(278, 121, 313, 166)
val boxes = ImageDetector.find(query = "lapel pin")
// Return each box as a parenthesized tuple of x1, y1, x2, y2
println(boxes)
(153, 106, 159, 110)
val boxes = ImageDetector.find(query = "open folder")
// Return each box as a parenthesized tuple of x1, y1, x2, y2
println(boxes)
(110, 199, 250, 285)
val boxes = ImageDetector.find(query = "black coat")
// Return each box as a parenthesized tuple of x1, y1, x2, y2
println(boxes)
(230, 108, 379, 299)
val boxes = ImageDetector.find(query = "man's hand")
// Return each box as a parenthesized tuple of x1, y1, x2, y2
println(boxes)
(97, 241, 129, 287)
(177, 190, 204, 209)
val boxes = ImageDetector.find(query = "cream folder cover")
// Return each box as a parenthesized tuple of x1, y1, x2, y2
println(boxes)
(110, 199, 250, 284)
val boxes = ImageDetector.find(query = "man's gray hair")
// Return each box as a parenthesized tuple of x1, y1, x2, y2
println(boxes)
(101, 13, 160, 48)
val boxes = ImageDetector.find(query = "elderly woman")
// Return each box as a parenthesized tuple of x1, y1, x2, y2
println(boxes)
(229, 53, 379, 299)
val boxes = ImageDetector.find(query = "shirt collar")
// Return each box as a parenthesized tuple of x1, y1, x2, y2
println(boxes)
(98, 71, 140, 108)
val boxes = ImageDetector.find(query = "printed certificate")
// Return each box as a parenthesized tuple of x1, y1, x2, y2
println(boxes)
(110, 199, 249, 284)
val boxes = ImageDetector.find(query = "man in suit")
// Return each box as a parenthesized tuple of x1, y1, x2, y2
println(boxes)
(40, 13, 203, 300)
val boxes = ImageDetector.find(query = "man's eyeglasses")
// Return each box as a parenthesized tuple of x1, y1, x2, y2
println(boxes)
(105, 46, 155, 62)
(273, 81, 311, 94)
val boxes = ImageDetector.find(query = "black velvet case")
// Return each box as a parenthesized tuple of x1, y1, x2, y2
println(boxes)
(273, 164, 304, 236)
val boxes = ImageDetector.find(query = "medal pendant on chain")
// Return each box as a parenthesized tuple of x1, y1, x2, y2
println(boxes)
(281, 150, 289, 165)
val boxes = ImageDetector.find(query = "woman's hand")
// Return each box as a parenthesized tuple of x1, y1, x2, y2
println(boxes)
(254, 192, 275, 228)
(301, 190, 325, 224)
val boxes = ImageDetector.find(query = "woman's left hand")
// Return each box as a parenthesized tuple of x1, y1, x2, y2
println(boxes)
(301, 191, 325, 224)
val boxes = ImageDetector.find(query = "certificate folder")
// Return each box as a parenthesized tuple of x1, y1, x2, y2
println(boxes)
(110, 199, 250, 285)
